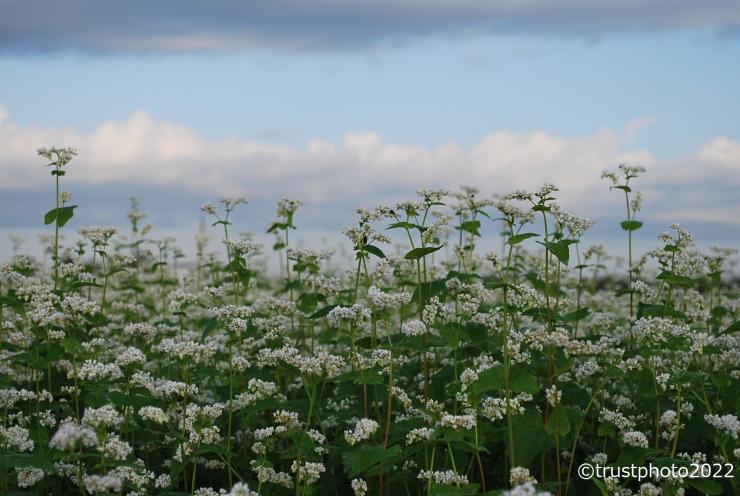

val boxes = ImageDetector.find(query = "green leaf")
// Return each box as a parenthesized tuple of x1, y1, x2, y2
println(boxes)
(411, 278, 448, 302)
(342, 444, 401, 477)
(459, 220, 481, 237)
(512, 409, 547, 465)
(656, 272, 695, 288)
(43, 209, 56, 225)
(721, 320, 740, 336)
(108, 391, 164, 410)
(472, 364, 504, 394)
(354, 372, 385, 385)
(0, 453, 56, 473)
(563, 307, 590, 322)
(362, 244, 386, 259)
(199, 317, 219, 342)
(590, 478, 610, 496)
(636, 302, 686, 320)
(429, 484, 480, 496)
(545, 406, 571, 437)
(387, 221, 416, 230)
(56, 205, 77, 227)
(310, 304, 339, 319)
(44, 205, 77, 227)
(438, 325, 466, 349)
(404, 245, 443, 260)
(686, 478, 724, 495)
(620, 220, 643, 231)
(537, 240, 570, 265)
(472, 365, 538, 394)
(509, 367, 539, 394)
(597, 423, 615, 438)
(0, 294, 24, 313)
(267, 222, 288, 233)
(616, 447, 657, 466)
(506, 233, 539, 245)
(60, 337, 84, 355)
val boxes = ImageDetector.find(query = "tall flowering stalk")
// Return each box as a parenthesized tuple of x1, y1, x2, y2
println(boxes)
(387, 189, 447, 401)
(202, 197, 247, 302)
(269, 198, 302, 296)
(602, 164, 645, 319)
(38, 146, 77, 288)
(495, 195, 535, 471)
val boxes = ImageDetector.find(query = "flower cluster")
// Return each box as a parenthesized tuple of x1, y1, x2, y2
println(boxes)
(1, 159, 737, 496)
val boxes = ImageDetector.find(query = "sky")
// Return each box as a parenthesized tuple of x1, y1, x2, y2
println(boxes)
(1, 1, 739, 260)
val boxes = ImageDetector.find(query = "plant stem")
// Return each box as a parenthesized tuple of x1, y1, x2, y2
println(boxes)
(53, 170, 60, 289)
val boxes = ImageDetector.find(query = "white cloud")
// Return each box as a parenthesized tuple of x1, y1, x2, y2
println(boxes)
(697, 136, 740, 169)
(0, 104, 738, 224)
(624, 115, 658, 141)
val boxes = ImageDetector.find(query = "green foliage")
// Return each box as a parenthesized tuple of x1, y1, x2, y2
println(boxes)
(404, 245, 444, 260)
(43, 205, 77, 227)
(0, 157, 736, 496)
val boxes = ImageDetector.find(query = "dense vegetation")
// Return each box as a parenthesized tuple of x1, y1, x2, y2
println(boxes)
(0, 148, 737, 495)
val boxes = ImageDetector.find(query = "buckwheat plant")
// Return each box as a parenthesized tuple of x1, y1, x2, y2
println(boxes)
(0, 150, 737, 496)
(602, 164, 646, 319)
(38, 146, 78, 288)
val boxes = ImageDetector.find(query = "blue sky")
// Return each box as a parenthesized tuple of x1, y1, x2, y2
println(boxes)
(3, 31, 739, 156)
(1, 1, 739, 258)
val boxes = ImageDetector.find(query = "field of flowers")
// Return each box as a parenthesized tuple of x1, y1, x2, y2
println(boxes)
(0, 147, 737, 496)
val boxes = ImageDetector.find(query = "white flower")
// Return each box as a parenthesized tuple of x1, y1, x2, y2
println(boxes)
(510, 467, 537, 487)
(401, 319, 427, 337)
(155, 474, 171, 488)
(291, 461, 325, 485)
(590, 453, 608, 465)
(115, 346, 146, 367)
(49, 421, 98, 450)
(277, 197, 303, 217)
(351, 478, 368, 496)
(504, 482, 552, 496)
(367, 285, 411, 310)
(201, 202, 217, 215)
(73, 360, 123, 381)
(545, 385, 561, 407)
(83, 404, 123, 429)
(459, 368, 478, 391)
(406, 427, 434, 445)
(274, 410, 302, 430)
(344, 418, 379, 446)
(327, 304, 371, 327)
(101, 435, 132, 460)
(124, 322, 157, 341)
(78, 226, 118, 245)
(0, 425, 35, 452)
(227, 482, 260, 496)
(417, 469, 468, 486)
(38, 146, 77, 166)
(439, 414, 475, 430)
(252, 464, 293, 489)
(622, 430, 649, 448)
(224, 239, 261, 255)
(84, 474, 123, 494)
(705, 413, 740, 439)
(16, 467, 44, 487)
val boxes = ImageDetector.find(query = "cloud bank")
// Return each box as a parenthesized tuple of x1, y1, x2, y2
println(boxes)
(1, 1, 739, 54)
(1, 104, 739, 227)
